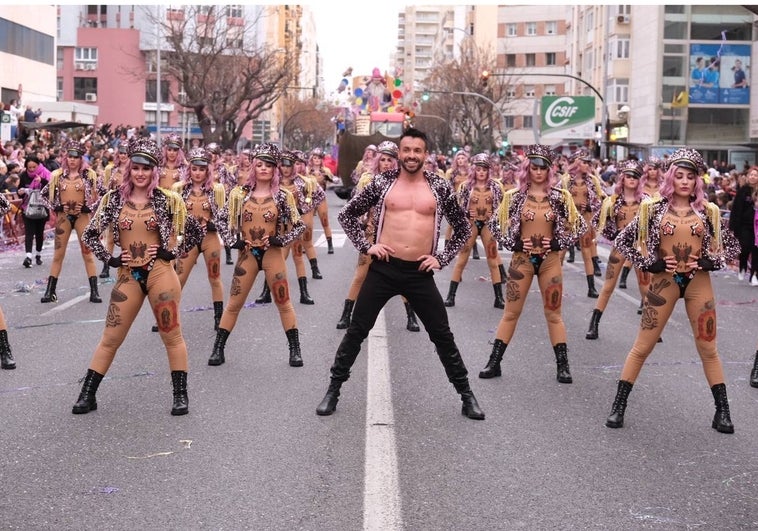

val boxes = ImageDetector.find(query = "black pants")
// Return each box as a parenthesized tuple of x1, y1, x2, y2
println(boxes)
(23, 215, 47, 254)
(736, 230, 758, 274)
(329, 256, 470, 390)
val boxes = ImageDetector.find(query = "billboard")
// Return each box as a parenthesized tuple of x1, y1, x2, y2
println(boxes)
(689, 43, 750, 105)
(540, 96, 596, 140)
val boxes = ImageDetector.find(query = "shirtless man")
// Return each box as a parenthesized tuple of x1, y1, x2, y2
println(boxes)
(315, 128, 485, 420)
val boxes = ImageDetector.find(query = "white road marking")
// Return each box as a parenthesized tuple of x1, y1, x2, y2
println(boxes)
(39, 293, 91, 316)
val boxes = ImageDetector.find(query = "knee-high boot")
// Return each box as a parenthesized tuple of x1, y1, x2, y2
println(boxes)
(498, 263, 508, 284)
(336, 299, 355, 329)
(404, 301, 420, 332)
(493, 283, 504, 309)
(585, 309, 602, 340)
(567, 245, 575, 263)
(327, 237, 334, 254)
(208, 328, 230, 366)
(298, 277, 315, 305)
(99, 260, 110, 279)
(592, 256, 602, 277)
(255, 281, 271, 304)
(309, 257, 323, 279)
(213, 301, 224, 331)
(89, 276, 102, 303)
(750, 350, 758, 388)
(479, 339, 507, 379)
(586, 275, 599, 298)
(452, 379, 485, 420)
(444, 281, 459, 307)
(605, 380, 633, 428)
(286, 328, 303, 367)
(553, 343, 573, 383)
(316, 378, 342, 416)
(618, 266, 630, 289)
(472, 243, 480, 260)
(711, 383, 734, 433)
(225, 246, 233, 265)
(170, 371, 189, 416)
(40, 276, 58, 303)
(0, 329, 16, 370)
(72, 369, 104, 414)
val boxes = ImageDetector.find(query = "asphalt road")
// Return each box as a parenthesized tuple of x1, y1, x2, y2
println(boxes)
(1, 191, 757, 530)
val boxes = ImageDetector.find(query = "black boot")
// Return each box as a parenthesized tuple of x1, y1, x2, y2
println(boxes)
(286, 328, 303, 367)
(567, 246, 575, 263)
(298, 277, 315, 305)
(711, 383, 734, 433)
(170, 371, 189, 416)
(444, 281, 459, 307)
(327, 237, 334, 254)
(309, 257, 323, 279)
(553, 343, 573, 383)
(592, 256, 602, 277)
(72, 369, 104, 414)
(637, 300, 643, 315)
(472, 244, 480, 260)
(750, 350, 758, 388)
(585, 309, 602, 340)
(618, 266, 630, 289)
(336, 299, 355, 329)
(40, 276, 58, 303)
(586, 275, 599, 298)
(316, 379, 342, 416)
(479, 339, 507, 379)
(605, 380, 633, 428)
(225, 246, 233, 264)
(0, 329, 16, 370)
(255, 281, 271, 304)
(213, 301, 223, 331)
(493, 283, 505, 309)
(208, 328, 230, 366)
(453, 380, 485, 420)
(498, 263, 508, 284)
(89, 276, 102, 303)
(404, 301, 420, 332)
(99, 261, 110, 279)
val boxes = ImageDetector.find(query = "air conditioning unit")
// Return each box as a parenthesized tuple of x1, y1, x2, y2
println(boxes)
(86, 63, 97, 70)
(617, 14, 630, 24)
(75, 61, 87, 70)
(85, 93, 97, 102)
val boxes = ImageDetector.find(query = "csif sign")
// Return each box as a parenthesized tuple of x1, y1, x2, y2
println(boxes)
(540, 96, 596, 140)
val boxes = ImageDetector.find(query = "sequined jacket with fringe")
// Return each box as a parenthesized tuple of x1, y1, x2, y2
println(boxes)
(172, 181, 226, 234)
(289, 174, 325, 215)
(614, 197, 740, 270)
(593, 194, 640, 241)
(83, 187, 203, 263)
(489, 187, 587, 251)
(214, 185, 304, 248)
(41, 167, 99, 212)
(456, 179, 505, 219)
(560, 172, 605, 221)
(337, 169, 471, 268)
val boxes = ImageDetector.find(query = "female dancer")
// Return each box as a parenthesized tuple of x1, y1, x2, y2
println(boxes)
(97, 143, 130, 278)
(16, 155, 50, 269)
(209, 143, 305, 368)
(293, 150, 325, 280)
(75, 138, 203, 416)
(307, 147, 337, 254)
(443, 153, 506, 309)
(172, 147, 227, 330)
(606, 148, 739, 433)
(0, 193, 16, 369)
(334, 141, 420, 332)
(480, 145, 585, 383)
(39, 140, 101, 304)
(445, 151, 474, 256)
(729, 165, 758, 284)
(585, 159, 645, 339)
(158, 133, 187, 190)
(561, 148, 605, 297)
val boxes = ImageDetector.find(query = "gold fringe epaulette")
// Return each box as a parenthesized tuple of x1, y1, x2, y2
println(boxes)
(597, 194, 617, 234)
(560, 173, 571, 190)
(590, 173, 606, 199)
(357, 172, 373, 192)
(86, 168, 98, 189)
(213, 183, 226, 210)
(283, 188, 301, 224)
(226, 186, 247, 230)
(48, 169, 63, 202)
(158, 187, 187, 237)
(103, 164, 114, 189)
(636, 196, 662, 258)
(704, 201, 722, 254)
(497, 188, 519, 232)
(301, 173, 316, 198)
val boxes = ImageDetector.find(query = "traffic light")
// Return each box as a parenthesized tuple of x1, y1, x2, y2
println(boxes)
(480, 70, 489, 87)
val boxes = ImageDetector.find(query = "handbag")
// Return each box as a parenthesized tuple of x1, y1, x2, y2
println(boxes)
(24, 189, 48, 220)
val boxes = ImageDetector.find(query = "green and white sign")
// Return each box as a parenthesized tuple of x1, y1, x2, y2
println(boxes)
(540, 96, 596, 140)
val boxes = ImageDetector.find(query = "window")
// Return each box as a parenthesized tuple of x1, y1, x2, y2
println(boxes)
(526, 53, 536, 67)
(75, 47, 97, 62)
(524, 86, 535, 97)
(545, 52, 556, 66)
(504, 116, 515, 129)
(506, 89, 516, 99)
(56, 47, 63, 70)
(506, 54, 516, 67)
(227, 36, 243, 48)
(617, 5, 631, 15)
(584, 50, 594, 72)
(0, 19, 55, 65)
(526, 22, 537, 36)
(226, 5, 242, 18)
(57, 77, 63, 101)
(611, 37, 630, 59)
(545, 21, 557, 35)
(506, 23, 517, 37)
(545, 85, 557, 96)
(145, 111, 169, 127)
(584, 10, 594, 43)
(198, 36, 216, 49)
(607, 78, 629, 104)
(145, 79, 170, 102)
(523, 115, 533, 128)
(73, 77, 97, 100)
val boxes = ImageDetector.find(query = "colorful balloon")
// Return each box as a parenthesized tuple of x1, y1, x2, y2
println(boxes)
(354, 88, 363, 97)
(394, 78, 403, 87)
(392, 89, 402, 99)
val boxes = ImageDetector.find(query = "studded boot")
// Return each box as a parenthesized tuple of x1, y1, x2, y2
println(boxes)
(711, 383, 734, 433)
(208, 328, 230, 366)
(72, 369, 104, 414)
(479, 339, 507, 379)
(286, 328, 303, 367)
(553, 343, 573, 383)
(586, 275, 599, 298)
(605, 380, 633, 428)
(170, 371, 189, 416)
(585, 309, 602, 340)
(298, 277, 315, 305)
(0, 329, 16, 370)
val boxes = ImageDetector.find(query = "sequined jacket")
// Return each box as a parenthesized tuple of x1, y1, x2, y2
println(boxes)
(337, 169, 471, 268)
(489, 187, 587, 251)
(289, 175, 325, 215)
(560, 172, 605, 222)
(40, 167, 99, 212)
(593, 194, 640, 241)
(456, 180, 504, 219)
(214, 185, 305, 248)
(172, 181, 226, 234)
(0, 193, 10, 215)
(83, 187, 203, 264)
(614, 197, 740, 270)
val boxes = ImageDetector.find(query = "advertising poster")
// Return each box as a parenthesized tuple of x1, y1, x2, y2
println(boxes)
(689, 43, 750, 105)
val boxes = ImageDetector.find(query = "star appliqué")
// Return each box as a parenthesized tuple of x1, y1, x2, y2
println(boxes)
(145, 216, 159, 231)
(544, 210, 556, 222)
(690, 223, 704, 237)
(662, 221, 676, 235)
(523, 209, 535, 221)
(119, 217, 133, 230)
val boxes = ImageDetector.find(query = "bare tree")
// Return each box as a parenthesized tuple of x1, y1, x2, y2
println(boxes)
(141, 5, 296, 149)
(281, 95, 334, 151)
